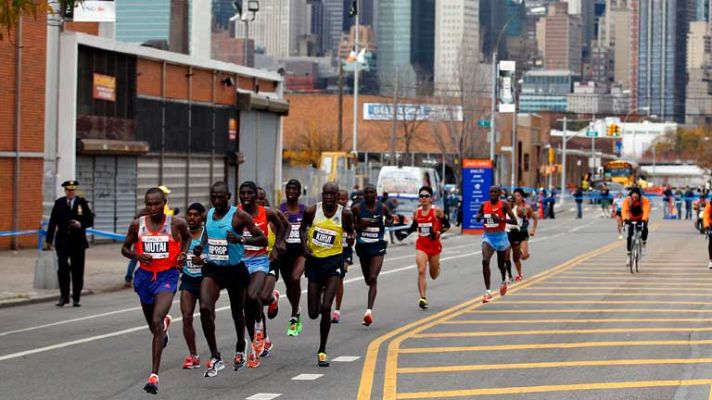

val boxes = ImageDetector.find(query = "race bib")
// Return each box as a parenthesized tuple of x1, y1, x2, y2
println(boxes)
(312, 227, 337, 248)
(360, 226, 381, 243)
(286, 224, 301, 244)
(141, 235, 169, 259)
(242, 230, 263, 251)
(484, 213, 498, 228)
(418, 223, 432, 237)
(208, 238, 229, 261)
(185, 252, 203, 274)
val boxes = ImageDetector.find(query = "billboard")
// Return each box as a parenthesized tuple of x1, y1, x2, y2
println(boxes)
(497, 60, 516, 113)
(73, 1, 116, 22)
(363, 103, 463, 122)
(462, 159, 494, 234)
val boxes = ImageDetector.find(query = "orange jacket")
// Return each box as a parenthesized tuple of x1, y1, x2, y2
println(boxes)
(622, 196, 651, 221)
(704, 202, 712, 229)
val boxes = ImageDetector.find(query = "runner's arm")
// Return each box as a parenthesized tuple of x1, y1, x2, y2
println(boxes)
(396, 211, 418, 241)
(121, 220, 152, 264)
(234, 210, 267, 247)
(704, 203, 712, 229)
(383, 204, 394, 227)
(174, 218, 191, 269)
(267, 208, 287, 255)
(299, 206, 317, 255)
(475, 203, 485, 222)
(436, 208, 450, 233)
(343, 208, 355, 246)
(502, 203, 518, 226)
(528, 206, 538, 236)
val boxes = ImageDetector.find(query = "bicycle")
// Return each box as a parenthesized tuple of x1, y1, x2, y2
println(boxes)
(627, 221, 645, 274)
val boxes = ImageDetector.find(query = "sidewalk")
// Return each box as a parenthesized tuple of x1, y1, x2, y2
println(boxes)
(0, 232, 460, 308)
(0, 243, 129, 308)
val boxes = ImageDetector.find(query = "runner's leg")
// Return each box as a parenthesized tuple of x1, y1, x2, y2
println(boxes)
(227, 284, 248, 353)
(287, 256, 305, 318)
(148, 291, 174, 374)
(365, 255, 384, 309)
(482, 242, 495, 291)
(416, 250, 429, 299)
(503, 247, 513, 281)
(199, 277, 221, 357)
(512, 243, 523, 277)
(319, 277, 339, 353)
(520, 239, 530, 260)
(245, 272, 267, 341)
(496, 249, 507, 282)
(180, 289, 198, 357)
(428, 254, 441, 280)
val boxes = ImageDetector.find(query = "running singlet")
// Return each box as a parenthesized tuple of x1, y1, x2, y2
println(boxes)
(238, 205, 269, 264)
(416, 207, 441, 239)
(183, 227, 205, 278)
(356, 202, 385, 245)
(280, 203, 305, 248)
(205, 206, 245, 266)
(308, 203, 344, 258)
(614, 197, 624, 212)
(136, 215, 180, 273)
(267, 223, 276, 254)
(506, 205, 528, 232)
(482, 201, 507, 233)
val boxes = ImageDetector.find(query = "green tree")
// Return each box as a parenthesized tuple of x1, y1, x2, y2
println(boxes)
(0, 0, 83, 40)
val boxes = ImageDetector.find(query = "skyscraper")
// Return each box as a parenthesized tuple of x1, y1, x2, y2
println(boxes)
(321, 0, 344, 55)
(234, 0, 310, 57)
(376, 0, 435, 95)
(564, 0, 595, 53)
(538, 3, 583, 74)
(479, 0, 507, 56)
(637, 0, 693, 122)
(116, 0, 172, 44)
(434, 0, 479, 94)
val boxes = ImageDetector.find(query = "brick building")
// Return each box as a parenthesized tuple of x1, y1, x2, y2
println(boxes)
(0, 15, 47, 249)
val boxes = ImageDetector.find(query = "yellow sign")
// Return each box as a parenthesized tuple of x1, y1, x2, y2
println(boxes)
(92, 73, 116, 102)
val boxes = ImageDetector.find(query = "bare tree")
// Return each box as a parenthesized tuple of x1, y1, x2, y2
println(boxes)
(430, 41, 492, 186)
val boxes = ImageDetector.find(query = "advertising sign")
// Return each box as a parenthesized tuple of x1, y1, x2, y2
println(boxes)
(73, 0, 116, 22)
(363, 103, 463, 122)
(92, 73, 116, 102)
(497, 60, 516, 113)
(462, 159, 494, 234)
(229, 118, 238, 141)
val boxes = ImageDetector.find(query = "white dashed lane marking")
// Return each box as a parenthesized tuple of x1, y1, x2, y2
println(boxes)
(332, 356, 361, 362)
(291, 374, 323, 381)
(245, 394, 282, 400)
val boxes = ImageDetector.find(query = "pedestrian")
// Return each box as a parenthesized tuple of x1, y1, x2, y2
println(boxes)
(674, 188, 684, 219)
(547, 188, 557, 219)
(383, 192, 399, 243)
(663, 185, 673, 218)
(685, 186, 694, 220)
(46, 180, 94, 307)
(599, 184, 611, 218)
(574, 186, 584, 219)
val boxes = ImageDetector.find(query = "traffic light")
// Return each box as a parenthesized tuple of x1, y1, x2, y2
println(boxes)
(614, 124, 621, 137)
(607, 123, 620, 137)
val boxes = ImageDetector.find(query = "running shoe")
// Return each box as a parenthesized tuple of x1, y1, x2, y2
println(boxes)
(162, 315, 172, 349)
(317, 352, 330, 367)
(143, 374, 159, 394)
(483, 290, 493, 304)
(499, 282, 508, 297)
(515, 274, 523, 282)
(618, 234, 623, 240)
(708, 261, 712, 269)
(204, 356, 225, 378)
(362, 311, 373, 326)
(248, 351, 261, 368)
(331, 310, 341, 323)
(253, 328, 265, 355)
(287, 317, 299, 337)
(182, 355, 200, 369)
(295, 314, 303, 335)
(261, 337, 273, 358)
(267, 289, 280, 319)
(233, 352, 246, 372)
(418, 297, 429, 310)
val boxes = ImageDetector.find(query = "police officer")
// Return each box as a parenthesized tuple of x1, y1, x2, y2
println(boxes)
(46, 180, 93, 307)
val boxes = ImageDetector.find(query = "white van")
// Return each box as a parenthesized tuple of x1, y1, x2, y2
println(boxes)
(376, 166, 443, 217)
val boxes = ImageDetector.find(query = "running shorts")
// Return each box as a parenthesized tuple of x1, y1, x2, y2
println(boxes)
(507, 230, 529, 245)
(482, 231, 510, 252)
(416, 237, 442, 258)
(179, 274, 202, 298)
(202, 261, 250, 290)
(279, 250, 305, 281)
(245, 256, 270, 275)
(134, 268, 179, 305)
(305, 254, 344, 285)
(268, 259, 280, 281)
(355, 241, 387, 260)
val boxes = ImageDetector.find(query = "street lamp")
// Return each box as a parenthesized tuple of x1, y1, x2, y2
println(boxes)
(230, 1, 259, 67)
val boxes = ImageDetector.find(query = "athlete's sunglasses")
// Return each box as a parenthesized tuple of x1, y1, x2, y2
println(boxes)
(419, 194, 431, 198)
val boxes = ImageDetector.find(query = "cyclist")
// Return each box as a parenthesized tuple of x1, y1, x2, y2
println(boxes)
(703, 198, 712, 269)
(622, 187, 651, 266)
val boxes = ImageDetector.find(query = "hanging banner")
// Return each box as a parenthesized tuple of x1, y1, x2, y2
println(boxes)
(462, 159, 494, 234)
(498, 60, 516, 113)
(73, 0, 116, 22)
(92, 73, 116, 102)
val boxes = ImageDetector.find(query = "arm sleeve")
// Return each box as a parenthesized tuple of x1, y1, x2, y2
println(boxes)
(440, 215, 451, 232)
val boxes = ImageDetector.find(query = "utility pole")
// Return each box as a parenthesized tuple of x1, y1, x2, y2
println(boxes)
(352, 0, 360, 155)
(489, 52, 497, 173)
(561, 116, 568, 199)
(337, 62, 344, 150)
(389, 69, 399, 165)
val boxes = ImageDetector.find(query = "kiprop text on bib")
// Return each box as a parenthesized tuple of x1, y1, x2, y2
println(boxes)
(208, 238, 229, 261)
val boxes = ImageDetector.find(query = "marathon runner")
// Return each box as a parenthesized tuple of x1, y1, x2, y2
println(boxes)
(510, 188, 537, 280)
(121, 187, 191, 394)
(613, 192, 625, 239)
(179, 203, 207, 370)
(300, 182, 355, 366)
(396, 186, 450, 310)
(332, 189, 354, 323)
(238, 182, 286, 368)
(476, 185, 518, 304)
(198, 181, 266, 377)
(352, 184, 393, 325)
(279, 179, 307, 336)
(622, 187, 651, 266)
(256, 187, 286, 356)
(702, 197, 711, 269)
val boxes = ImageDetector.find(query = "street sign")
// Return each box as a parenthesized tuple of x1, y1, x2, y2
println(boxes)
(477, 119, 491, 128)
(585, 130, 599, 138)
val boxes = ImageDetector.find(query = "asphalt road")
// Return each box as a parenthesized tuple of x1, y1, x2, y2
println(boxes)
(1, 209, 707, 400)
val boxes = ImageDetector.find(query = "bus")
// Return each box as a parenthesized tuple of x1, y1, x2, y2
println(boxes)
(603, 160, 639, 187)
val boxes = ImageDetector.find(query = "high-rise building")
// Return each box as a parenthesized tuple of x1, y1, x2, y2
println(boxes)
(235, 0, 310, 57)
(434, 0, 479, 95)
(321, 0, 344, 55)
(116, 0, 172, 44)
(538, 3, 583, 74)
(564, 0, 595, 53)
(637, 0, 694, 122)
(480, 0, 507, 56)
(696, 0, 710, 21)
(376, 0, 435, 95)
(686, 20, 712, 124)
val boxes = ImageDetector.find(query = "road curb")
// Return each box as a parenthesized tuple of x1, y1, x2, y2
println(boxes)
(0, 288, 104, 309)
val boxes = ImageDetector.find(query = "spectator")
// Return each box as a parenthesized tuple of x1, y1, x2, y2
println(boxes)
(674, 188, 684, 219)
(573, 186, 584, 219)
(600, 184, 611, 218)
(46, 180, 94, 307)
(547, 188, 557, 219)
(383, 192, 400, 244)
(662, 185, 674, 218)
(685, 186, 695, 220)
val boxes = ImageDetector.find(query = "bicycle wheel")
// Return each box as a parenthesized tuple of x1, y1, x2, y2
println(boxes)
(634, 242, 640, 273)
(629, 246, 635, 274)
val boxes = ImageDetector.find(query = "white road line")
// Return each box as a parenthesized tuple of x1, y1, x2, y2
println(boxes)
(0, 232, 563, 361)
(291, 374, 323, 381)
(332, 356, 361, 362)
(246, 393, 282, 400)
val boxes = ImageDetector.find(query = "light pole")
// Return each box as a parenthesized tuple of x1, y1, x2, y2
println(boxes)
(352, 0, 361, 156)
(231, 1, 259, 67)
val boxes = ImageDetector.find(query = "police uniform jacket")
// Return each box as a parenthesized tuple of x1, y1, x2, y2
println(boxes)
(47, 196, 94, 250)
